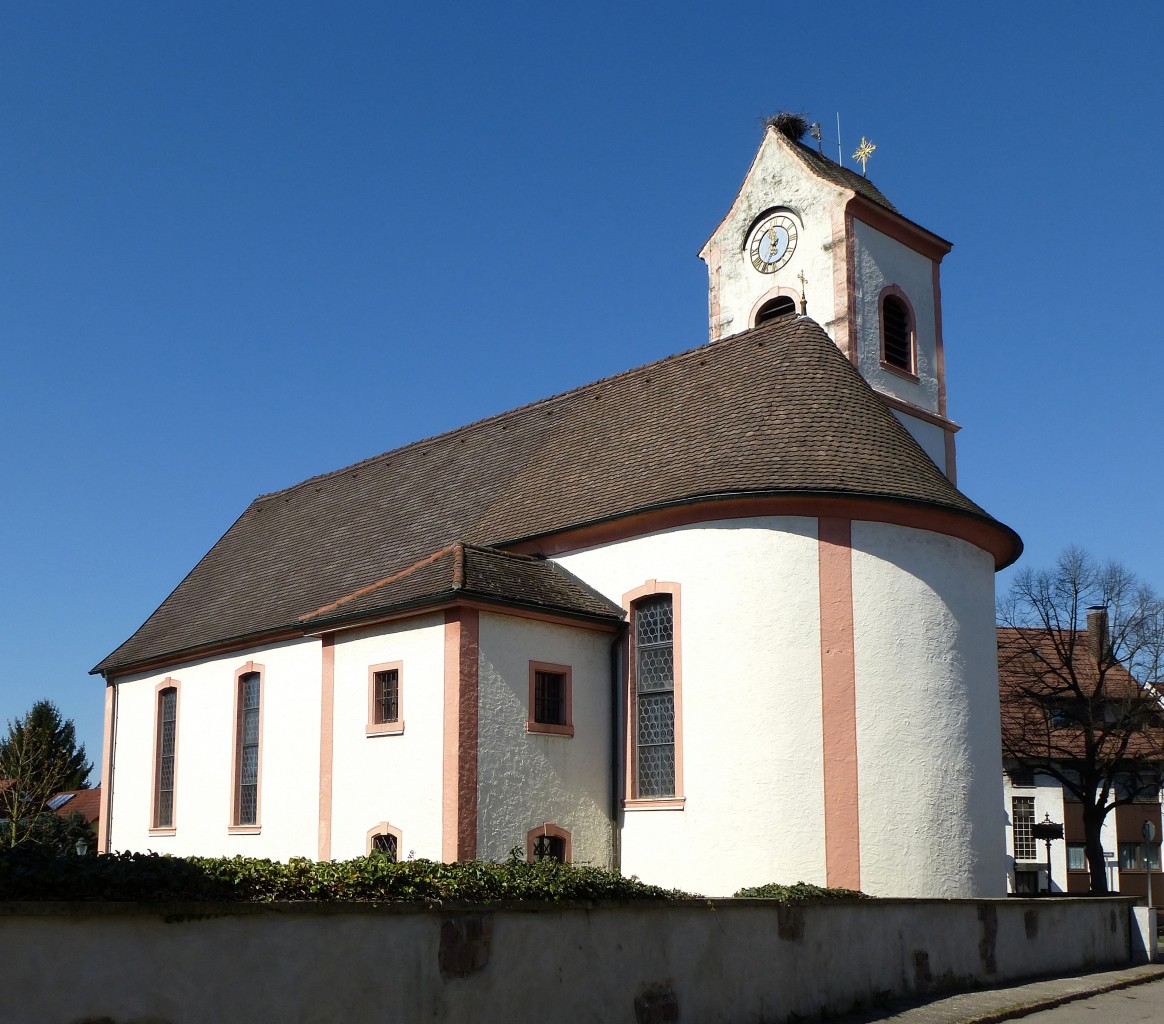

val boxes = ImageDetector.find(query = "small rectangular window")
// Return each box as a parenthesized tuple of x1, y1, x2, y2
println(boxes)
(366, 662, 405, 736)
(526, 662, 573, 736)
(534, 671, 566, 726)
(1067, 844, 1087, 871)
(374, 669, 400, 724)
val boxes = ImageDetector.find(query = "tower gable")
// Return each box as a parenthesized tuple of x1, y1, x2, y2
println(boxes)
(700, 126, 958, 479)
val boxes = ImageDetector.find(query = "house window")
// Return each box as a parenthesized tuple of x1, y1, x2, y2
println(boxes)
(1067, 844, 1087, 871)
(1014, 870, 1040, 894)
(1012, 796, 1037, 860)
(1119, 842, 1161, 870)
(366, 661, 404, 736)
(1007, 768, 1035, 788)
(526, 823, 571, 864)
(232, 665, 263, 829)
(635, 594, 676, 798)
(526, 662, 573, 736)
(754, 294, 796, 326)
(879, 288, 915, 375)
(366, 822, 403, 859)
(152, 682, 178, 831)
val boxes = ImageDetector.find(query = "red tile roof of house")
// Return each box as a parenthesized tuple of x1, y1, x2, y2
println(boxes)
(49, 787, 102, 825)
(999, 628, 1164, 763)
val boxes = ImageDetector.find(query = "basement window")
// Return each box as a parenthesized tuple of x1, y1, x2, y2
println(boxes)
(366, 822, 403, 860)
(527, 823, 572, 864)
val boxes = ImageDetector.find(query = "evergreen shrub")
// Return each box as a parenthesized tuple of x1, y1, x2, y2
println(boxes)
(0, 850, 690, 904)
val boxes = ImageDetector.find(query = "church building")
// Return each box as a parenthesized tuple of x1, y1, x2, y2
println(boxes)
(93, 119, 1022, 898)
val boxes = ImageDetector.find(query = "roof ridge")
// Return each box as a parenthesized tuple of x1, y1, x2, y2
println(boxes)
(299, 543, 457, 622)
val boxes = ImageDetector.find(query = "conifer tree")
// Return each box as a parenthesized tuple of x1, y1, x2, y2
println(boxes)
(0, 700, 92, 848)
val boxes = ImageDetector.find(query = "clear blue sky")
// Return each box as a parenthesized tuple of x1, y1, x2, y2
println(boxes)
(2, 3, 1161, 776)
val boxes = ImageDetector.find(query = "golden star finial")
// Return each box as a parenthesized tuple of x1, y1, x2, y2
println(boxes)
(852, 136, 876, 175)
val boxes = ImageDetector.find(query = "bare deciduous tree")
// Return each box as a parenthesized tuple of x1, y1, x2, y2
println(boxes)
(999, 546, 1164, 893)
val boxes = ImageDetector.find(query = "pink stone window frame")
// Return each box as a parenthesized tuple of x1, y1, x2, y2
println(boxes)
(878, 284, 919, 382)
(623, 580, 685, 811)
(229, 661, 264, 834)
(526, 660, 574, 737)
(526, 821, 572, 864)
(366, 821, 404, 858)
(367, 660, 405, 736)
(149, 677, 180, 836)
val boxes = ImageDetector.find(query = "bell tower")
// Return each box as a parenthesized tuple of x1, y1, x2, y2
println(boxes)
(699, 117, 959, 481)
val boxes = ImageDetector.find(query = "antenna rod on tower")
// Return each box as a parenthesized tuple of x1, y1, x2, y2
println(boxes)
(836, 113, 842, 165)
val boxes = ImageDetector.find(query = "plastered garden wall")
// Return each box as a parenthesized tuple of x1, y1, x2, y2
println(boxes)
(2, 896, 1133, 1024)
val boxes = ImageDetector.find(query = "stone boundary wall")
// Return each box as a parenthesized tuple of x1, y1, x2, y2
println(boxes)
(2, 896, 1134, 1023)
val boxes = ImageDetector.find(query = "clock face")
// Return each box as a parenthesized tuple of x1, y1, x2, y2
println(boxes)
(748, 213, 798, 274)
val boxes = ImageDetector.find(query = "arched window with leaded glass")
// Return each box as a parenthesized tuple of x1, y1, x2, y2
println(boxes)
(623, 581, 684, 805)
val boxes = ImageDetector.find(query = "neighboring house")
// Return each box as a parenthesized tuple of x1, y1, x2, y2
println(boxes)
(1000, 617, 1164, 896)
(0, 782, 100, 845)
(47, 788, 102, 833)
(92, 122, 1022, 898)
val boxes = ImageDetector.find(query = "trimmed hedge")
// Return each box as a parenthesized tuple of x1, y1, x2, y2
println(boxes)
(0, 849, 869, 905)
(0, 850, 690, 904)
(733, 881, 868, 902)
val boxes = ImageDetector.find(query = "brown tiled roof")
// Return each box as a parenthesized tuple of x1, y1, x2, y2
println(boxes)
(94, 316, 1019, 675)
(300, 543, 623, 629)
(791, 141, 898, 212)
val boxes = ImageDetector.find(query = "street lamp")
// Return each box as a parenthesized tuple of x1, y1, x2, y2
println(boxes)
(1143, 820, 1157, 910)
(1031, 814, 1064, 894)
(74, 837, 89, 857)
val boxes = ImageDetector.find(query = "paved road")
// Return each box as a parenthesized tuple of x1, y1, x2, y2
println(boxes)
(1004, 978, 1164, 1024)
(835, 964, 1164, 1024)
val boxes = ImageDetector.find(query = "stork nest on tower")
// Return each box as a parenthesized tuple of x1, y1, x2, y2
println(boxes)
(765, 111, 809, 143)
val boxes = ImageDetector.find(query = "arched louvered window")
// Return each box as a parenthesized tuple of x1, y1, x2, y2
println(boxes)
(880, 292, 915, 373)
(754, 295, 797, 327)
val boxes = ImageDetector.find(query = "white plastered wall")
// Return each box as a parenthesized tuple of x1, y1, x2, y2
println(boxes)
(850, 219, 940, 415)
(107, 637, 323, 859)
(475, 613, 614, 866)
(701, 131, 847, 343)
(850, 522, 1004, 897)
(890, 410, 947, 471)
(558, 517, 826, 896)
(329, 614, 446, 860)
